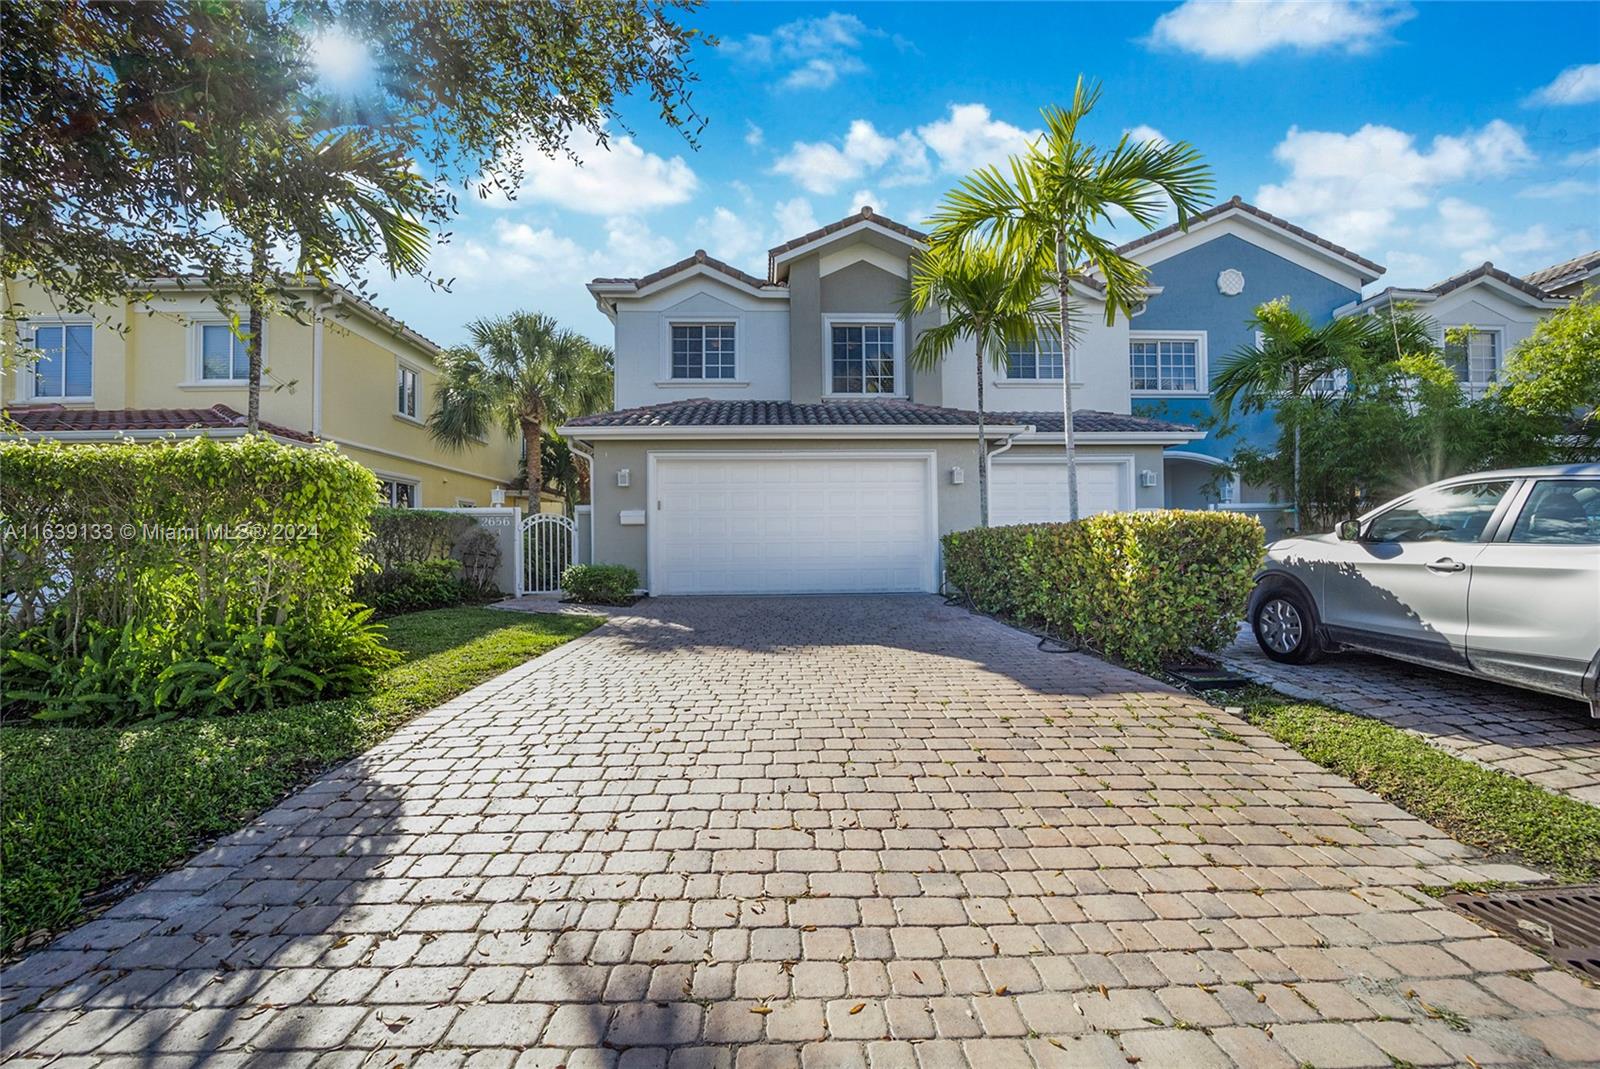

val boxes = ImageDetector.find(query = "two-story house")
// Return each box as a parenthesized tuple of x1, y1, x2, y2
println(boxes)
(2, 278, 521, 508)
(561, 207, 1209, 596)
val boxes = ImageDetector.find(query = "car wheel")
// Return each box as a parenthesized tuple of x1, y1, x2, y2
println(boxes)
(1252, 587, 1324, 664)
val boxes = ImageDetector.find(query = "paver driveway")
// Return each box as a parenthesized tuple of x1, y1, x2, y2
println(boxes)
(1221, 627, 1600, 805)
(4, 595, 1597, 1069)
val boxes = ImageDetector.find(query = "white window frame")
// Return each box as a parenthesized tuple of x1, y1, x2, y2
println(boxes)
(376, 474, 421, 508)
(184, 317, 262, 386)
(395, 359, 423, 423)
(1444, 327, 1502, 400)
(661, 317, 742, 384)
(823, 314, 906, 399)
(1128, 330, 1208, 397)
(18, 317, 95, 403)
(1001, 334, 1065, 382)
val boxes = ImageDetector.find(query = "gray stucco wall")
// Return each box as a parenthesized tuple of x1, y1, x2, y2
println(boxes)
(786, 257, 822, 403)
(581, 438, 1163, 589)
(1132, 233, 1362, 459)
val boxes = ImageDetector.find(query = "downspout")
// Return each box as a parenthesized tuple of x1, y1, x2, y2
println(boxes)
(983, 427, 1028, 488)
(572, 435, 601, 566)
(311, 298, 325, 439)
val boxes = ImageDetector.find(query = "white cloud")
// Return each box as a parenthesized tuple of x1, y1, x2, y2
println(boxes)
(1519, 178, 1600, 200)
(845, 189, 883, 214)
(724, 12, 879, 90)
(491, 125, 698, 214)
(694, 206, 767, 270)
(1254, 119, 1535, 248)
(774, 197, 820, 237)
(1563, 146, 1600, 167)
(1124, 125, 1170, 146)
(917, 104, 1040, 174)
(1148, 0, 1413, 61)
(771, 119, 929, 194)
(1435, 198, 1496, 249)
(744, 122, 764, 148)
(1527, 63, 1600, 106)
(435, 214, 678, 284)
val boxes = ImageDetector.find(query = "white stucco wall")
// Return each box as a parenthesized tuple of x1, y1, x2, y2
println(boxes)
(611, 280, 791, 409)
(937, 297, 1133, 415)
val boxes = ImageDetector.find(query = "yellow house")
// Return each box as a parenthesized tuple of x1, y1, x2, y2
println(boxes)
(2, 278, 521, 508)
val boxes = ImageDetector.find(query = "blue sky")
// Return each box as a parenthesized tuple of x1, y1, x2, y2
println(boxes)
(374, 0, 1600, 348)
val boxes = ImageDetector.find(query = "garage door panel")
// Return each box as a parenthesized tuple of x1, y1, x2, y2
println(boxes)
(652, 455, 933, 595)
(990, 460, 1131, 526)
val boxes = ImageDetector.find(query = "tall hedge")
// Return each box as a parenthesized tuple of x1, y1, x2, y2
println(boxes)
(0, 436, 391, 722)
(943, 510, 1265, 671)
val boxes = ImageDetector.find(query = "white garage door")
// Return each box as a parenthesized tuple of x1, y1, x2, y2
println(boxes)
(990, 458, 1133, 525)
(650, 454, 935, 595)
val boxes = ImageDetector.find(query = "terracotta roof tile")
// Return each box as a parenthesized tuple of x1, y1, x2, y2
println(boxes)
(5, 404, 316, 443)
(1114, 195, 1386, 276)
(564, 398, 1194, 435)
(590, 249, 779, 292)
(766, 206, 928, 279)
(1523, 250, 1600, 293)
(1428, 261, 1554, 301)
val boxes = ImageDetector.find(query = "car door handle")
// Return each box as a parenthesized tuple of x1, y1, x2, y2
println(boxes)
(1426, 557, 1467, 573)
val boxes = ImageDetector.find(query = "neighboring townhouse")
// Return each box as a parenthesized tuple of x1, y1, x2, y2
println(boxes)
(1113, 196, 1387, 518)
(2, 278, 521, 509)
(1334, 262, 1569, 399)
(1523, 250, 1600, 300)
(561, 206, 1207, 595)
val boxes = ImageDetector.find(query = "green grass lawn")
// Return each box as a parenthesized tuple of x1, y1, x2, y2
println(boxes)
(1219, 686, 1600, 884)
(0, 607, 601, 951)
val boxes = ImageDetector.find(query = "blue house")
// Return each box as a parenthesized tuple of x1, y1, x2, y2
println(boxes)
(1115, 197, 1386, 532)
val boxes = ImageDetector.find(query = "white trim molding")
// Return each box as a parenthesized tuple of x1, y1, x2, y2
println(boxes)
(394, 357, 423, 422)
(1128, 329, 1209, 397)
(821, 313, 907, 399)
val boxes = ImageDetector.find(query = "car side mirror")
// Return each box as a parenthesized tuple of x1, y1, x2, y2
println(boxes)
(1337, 519, 1362, 542)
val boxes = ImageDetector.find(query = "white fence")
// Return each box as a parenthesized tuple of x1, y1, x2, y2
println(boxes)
(521, 513, 576, 595)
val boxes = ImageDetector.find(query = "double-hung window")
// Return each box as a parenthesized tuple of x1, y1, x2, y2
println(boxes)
(397, 364, 419, 418)
(1004, 334, 1064, 380)
(1129, 336, 1200, 393)
(27, 322, 93, 400)
(1445, 329, 1498, 399)
(670, 323, 736, 380)
(199, 323, 251, 381)
(830, 322, 897, 395)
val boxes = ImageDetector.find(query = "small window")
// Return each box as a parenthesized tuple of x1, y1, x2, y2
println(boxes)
(1130, 338, 1198, 392)
(1005, 334, 1063, 380)
(1445, 329, 1498, 397)
(455, 498, 477, 508)
(1509, 480, 1600, 545)
(200, 323, 251, 381)
(1365, 481, 1510, 544)
(378, 478, 418, 508)
(831, 323, 896, 394)
(670, 323, 736, 380)
(396, 364, 419, 418)
(29, 323, 93, 399)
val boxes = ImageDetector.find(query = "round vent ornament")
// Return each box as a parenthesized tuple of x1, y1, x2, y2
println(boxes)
(1217, 268, 1245, 296)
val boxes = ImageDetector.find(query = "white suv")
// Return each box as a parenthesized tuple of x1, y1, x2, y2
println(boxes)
(1248, 464, 1600, 716)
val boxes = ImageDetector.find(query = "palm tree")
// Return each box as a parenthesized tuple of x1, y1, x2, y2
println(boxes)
(1212, 298, 1436, 529)
(929, 77, 1212, 520)
(428, 311, 613, 502)
(903, 241, 1055, 526)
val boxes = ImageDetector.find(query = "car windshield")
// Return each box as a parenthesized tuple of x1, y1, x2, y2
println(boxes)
(1364, 481, 1511, 543)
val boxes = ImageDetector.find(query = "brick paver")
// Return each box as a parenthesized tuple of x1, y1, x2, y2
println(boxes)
(1221, 624, 1600, 804)
(3, 595, 1595, 1068)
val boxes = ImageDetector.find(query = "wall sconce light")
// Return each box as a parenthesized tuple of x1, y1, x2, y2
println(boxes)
(490, 487, 506, 506)
(616, 468, 631, 488)
(950, 465, 964, 485)
(1139, 469, 1157, 488)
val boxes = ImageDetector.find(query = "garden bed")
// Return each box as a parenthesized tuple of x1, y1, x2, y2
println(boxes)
(0, 607, 601, 953)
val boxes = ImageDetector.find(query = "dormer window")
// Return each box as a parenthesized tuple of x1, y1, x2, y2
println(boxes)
(670, 323, 736, 380)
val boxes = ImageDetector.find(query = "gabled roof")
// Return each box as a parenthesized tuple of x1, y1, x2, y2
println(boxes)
(4, 404, 316, 443)
(560, 398, 1199, 441)
(1113, 195, 1386, 282)
(1523, 250, 1600, 294)
(590, 248, 779, 293)
(1429, 261, 1555, 302)
(1339, 260, 1565, 316)
(766, 206, 928, 281)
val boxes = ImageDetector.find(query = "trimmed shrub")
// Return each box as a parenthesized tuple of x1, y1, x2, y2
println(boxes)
(561, 564, 639, 605)
(943, 510, 1265, 671)
(0, 436, 393, 723)
(354, 558, 470, 616)
(366, 508, 503, 594)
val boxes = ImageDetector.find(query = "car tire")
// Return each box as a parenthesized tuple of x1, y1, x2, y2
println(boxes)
(1252, 586, 1324, 665)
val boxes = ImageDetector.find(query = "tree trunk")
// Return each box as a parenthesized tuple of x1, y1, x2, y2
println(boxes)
(976, 341, 988, 527)
(246, 239, 267, 433)
(1055, 234, 1080, 521)
(1289, 369, 1302, 532)
(521, 412, 544, 509)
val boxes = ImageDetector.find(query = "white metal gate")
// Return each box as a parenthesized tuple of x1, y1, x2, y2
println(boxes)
(520, 514, 576, 595)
